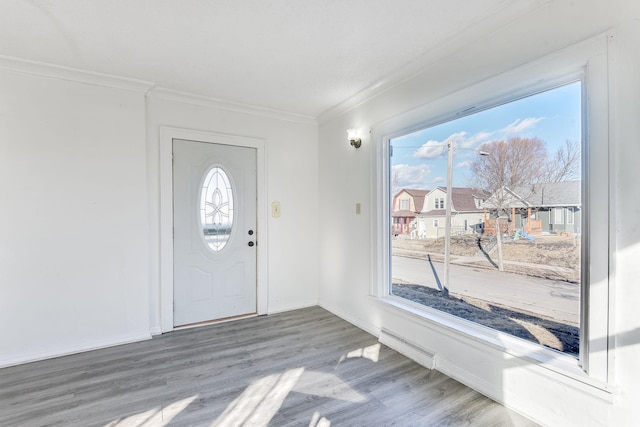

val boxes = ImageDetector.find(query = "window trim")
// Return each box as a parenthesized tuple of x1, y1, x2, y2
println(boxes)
(370, 33, 613, 388)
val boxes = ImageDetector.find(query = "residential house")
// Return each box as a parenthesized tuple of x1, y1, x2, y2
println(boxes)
(482, 181, 581, 236)
(2, 2, 639, 426)
(413, 187, 488, 238)
(391, 188, 428, 234)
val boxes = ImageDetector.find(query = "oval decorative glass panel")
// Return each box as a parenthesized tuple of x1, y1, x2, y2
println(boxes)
(200, 167, 234, 251)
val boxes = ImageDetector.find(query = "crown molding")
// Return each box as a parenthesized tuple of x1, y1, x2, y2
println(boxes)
(0, 55, 154, 93)
(317, 0, 551, 125)
(148, 87, 317, 125)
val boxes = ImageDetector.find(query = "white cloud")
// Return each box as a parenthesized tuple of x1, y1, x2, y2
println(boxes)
(456, 160, 472, 168)
(501, 117, 545, 135)
(392, 163, 431, 187)
(432, 176, 445, 184)
(413, 140, 446, 159)
(413, 130, 493, 159)
(448, 130, 493, 149)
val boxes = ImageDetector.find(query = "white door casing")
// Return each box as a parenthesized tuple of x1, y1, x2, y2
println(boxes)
(159, 127, 268, 332)
(173, 139, 257, 326)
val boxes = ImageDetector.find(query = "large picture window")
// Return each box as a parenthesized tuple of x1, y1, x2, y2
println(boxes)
(388, 82, 583, 356)
(374, 35, 611, 386)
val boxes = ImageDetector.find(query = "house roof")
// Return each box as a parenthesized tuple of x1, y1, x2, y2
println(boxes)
(392, 210, 418, 218)
(483, 181, 581, 208)
(450, 187, 490, 212)
(394, 188, 429, 213)
(423, 187, 488, 214)
(420, 187, 489, 216)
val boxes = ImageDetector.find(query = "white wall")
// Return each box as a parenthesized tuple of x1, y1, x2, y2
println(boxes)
(0, 68, 151, 366)
(0, 66, 321, 365)
(145, 92, 320, 332)
(318, 1, 640, 426)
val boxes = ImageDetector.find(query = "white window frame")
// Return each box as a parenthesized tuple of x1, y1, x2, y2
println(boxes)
(555, 207, 565, 224)
(400, 199, 410, 210)
(371, 34, 613, 390)
(433, 219, 439, 228)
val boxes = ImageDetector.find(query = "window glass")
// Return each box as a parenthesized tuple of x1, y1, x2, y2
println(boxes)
(389, 82, 582, 356)
(200, 166, 234, 251)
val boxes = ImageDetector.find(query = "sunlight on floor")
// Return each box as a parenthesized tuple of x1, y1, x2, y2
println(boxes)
(211, 367, 305, 426)
(104, 359, 373, 427)
(337, 343, 381, 365)
(309, 411, 331, 427)
(293, 370, 367, 403)
(104, 395, 199, 427)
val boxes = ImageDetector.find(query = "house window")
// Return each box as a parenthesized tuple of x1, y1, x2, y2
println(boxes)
(375, 37, 611, 384)
(400, 199, 410, 210)
(386, 81, 586, 360)
(567, 208, 575, 225)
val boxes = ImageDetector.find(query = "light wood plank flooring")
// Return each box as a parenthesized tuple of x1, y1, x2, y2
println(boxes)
(0, 306, 538, 426)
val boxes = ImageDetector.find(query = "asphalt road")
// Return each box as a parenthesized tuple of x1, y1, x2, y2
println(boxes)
(392, 255, 580, 325)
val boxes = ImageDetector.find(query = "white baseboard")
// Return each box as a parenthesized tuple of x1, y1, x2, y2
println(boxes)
(149, 326, 163, 336)
(267, 299, 319, 315)
(0, 331, 152, 369)
(318, 300, 381, 337)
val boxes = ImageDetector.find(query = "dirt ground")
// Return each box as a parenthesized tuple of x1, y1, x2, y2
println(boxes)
(391, 233, 581, 356)
(393, 234, 581, 282)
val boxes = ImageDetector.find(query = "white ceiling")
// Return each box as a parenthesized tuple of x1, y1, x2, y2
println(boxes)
(0, 0, 544, 118)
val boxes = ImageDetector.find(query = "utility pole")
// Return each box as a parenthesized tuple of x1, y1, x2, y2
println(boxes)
(443, 140, 453, 297)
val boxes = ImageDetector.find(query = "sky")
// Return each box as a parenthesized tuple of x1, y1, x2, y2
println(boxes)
(390, 81, 582, 193)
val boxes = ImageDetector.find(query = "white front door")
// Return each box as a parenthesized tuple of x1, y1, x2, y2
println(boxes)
(173, 139, 257, 326)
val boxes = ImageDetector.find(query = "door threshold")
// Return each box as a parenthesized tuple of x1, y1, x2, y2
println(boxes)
(174, 312, 258, 330)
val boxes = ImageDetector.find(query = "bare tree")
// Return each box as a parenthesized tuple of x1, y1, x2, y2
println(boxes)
(545, 140, 581, 182)
(470, 137, 580, 271)
(472, 137, 548, 190)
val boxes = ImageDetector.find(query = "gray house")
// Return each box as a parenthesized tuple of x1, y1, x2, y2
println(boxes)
(482, 181, 581, 235)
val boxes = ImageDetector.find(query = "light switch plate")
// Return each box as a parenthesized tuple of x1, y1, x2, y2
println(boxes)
(272, 201, 281, 218)
(356, 203, 361, 214)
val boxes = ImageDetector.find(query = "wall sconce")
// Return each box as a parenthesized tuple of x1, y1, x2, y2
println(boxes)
(347, 129, 362, 149)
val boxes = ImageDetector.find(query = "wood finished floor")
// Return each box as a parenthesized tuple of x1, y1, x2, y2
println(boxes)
(0, 306, 539, 427)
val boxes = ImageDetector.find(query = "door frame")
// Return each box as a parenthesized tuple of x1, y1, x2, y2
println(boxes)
(159, 126, 268, 332)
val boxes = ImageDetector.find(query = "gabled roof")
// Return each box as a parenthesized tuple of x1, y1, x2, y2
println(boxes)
(394, 188, 429, 213)
(450, 187, 490, 212)
(483, 181, 581, 208)
(422, 187, 488, 214)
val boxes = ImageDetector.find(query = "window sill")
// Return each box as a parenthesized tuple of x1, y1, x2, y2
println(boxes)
(375, 295, 615, 403)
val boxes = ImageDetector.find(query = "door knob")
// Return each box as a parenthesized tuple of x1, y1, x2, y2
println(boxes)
(248, 241, 255, 247)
